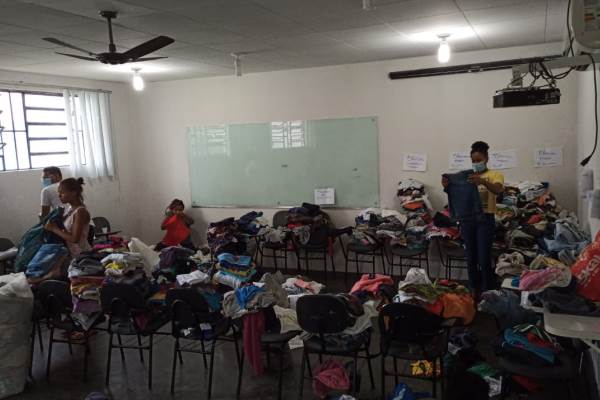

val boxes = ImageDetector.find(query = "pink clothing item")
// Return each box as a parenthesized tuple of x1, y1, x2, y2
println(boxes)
(243, 310, 265, 376)
(313, 360, 350, 399)
(350, 274, 394, 295)
(519, 267, 571, 293)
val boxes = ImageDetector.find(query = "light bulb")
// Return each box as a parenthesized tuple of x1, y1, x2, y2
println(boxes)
(437, 38, 450, 63)
(132, 69, 144, 91)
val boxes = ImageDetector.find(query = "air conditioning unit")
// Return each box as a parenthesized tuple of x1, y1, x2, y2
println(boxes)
(571, 0, 600, 51)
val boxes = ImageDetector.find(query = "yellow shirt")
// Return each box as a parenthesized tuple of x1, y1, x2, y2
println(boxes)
(478, 170, 504, 214)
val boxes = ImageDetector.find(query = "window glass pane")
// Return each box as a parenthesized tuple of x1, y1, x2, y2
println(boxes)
(31, 153, 69, 169)
(24, 93, 63, 109)
(0, 92, 13, 131)
(26, 109, 66, 124)
(28, 124, 68, 138)
(3, 131, 17, 170)
(29, 139, 68, 153)
(10, 92, 25, 130)
(15, 131, 30, 169)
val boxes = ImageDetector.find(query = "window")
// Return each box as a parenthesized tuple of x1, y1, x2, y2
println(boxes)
(0, 90, 71, 171)
(271, 121, 306, 149)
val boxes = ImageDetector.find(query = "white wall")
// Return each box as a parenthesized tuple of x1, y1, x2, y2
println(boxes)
(131, 43, 579, 248)
(577, 65, 600, 237)
(0, 70, 137, 244)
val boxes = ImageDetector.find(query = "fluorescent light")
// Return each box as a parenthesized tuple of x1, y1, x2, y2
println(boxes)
(438, 36, 450, 63)
(132, 68, 144, 91)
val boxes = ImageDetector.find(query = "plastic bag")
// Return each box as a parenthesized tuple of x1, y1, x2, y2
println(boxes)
(571, 231, 600, 301)
(128, 237, 160, 278)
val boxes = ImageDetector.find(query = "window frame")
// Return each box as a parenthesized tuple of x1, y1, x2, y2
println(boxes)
(0, 89, 69, 171)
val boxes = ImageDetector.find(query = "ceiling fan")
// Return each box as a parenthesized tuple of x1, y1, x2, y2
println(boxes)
(43, 11, 175, 65)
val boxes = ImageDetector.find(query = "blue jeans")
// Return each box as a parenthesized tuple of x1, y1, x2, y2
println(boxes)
(443, 170, 483, 221)
(460, 213, 495, 291)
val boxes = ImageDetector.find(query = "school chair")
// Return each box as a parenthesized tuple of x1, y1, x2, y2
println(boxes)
(296, 294, 375, 399)
(92, 216, 121, 243)
(100, 283, 170, 390)
(166, 288, 242, 399)
(385, 242, 430, 279)
(260, 210, 292, 272)
(36, 280, 98, 382)
(344, 237, 387, 282)
(435, 237, 468, 280)
(378, 303, 447, 400)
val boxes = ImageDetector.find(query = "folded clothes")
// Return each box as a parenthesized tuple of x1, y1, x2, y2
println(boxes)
(217, 253, 252, 269)
(519, 266, 571, 293)
(176, 270, 210, 287)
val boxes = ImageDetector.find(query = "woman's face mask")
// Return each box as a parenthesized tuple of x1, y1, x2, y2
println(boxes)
(42, 177, 53, 187)
(472, 161, 487, 173)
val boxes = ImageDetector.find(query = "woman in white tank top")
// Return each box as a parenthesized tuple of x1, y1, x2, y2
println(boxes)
(44, 177, 92, 257)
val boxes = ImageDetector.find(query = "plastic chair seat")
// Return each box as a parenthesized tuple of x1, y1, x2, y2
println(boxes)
(261, 330, 301, 344)
(304, 335, 367, 354)
(263, 242, 287, 250)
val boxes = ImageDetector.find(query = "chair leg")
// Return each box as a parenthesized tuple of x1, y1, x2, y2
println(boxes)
(298, 349, 307, 400)
(365, 345, 375, 390)
(148, 334, 153, 390)
(381, 355, 386, 400)
(171, 339, 178, 394)
(68, 338, 73, 356)
(45, 327, 54, 381)
(393, 357, 399, 386)
(318, 353, 323, 363)
(439, 356, 445, 400)
(266, 344, 271, 367)
(178, 348, 184, 364)
(304, 250, 310, 274)
(29, 324, 35, 377)
(200, 339, 209, 369)
(277, 344, 285, 400)
(306, 353, 313, 378)
(236, 349, 244, 399)
(284, 248, 289, 273)
(323, 250, 328, 282)
(432, 358, 437, 398)
(380, 250, 386, 275)
(105, 333, 113, 386)
(136, 334, 144, 363)
(273, 249, 279, 271)
(37, 321, 44, 352)
(117, 334, 125, 362)
(353, 354, 359, 397)
(345, 251, 350, 282)
(233, 333, 242, 367)
(207, 341, 216, 400)
(83, 338, 90, 382)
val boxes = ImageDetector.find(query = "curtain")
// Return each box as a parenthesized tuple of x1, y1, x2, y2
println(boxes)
(63, 89, 116, 178)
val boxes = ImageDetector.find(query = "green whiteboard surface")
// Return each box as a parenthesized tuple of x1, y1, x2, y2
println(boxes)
(187, 116, 380, 208)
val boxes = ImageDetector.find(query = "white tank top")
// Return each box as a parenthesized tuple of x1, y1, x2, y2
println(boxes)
(63, 205, 92, 256)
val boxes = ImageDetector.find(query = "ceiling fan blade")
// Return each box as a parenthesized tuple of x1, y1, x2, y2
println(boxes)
(122, 36, 174, 60)
(43, 37, 96, 56)
(55, 52, 98, 61)
(129, 56, 168, 63)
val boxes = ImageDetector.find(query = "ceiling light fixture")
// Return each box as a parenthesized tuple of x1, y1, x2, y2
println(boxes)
(231, 53, 243, 77)
(362, 0, 374, 11)
(437, 34, 451, 63)
(132, 68, 144, 91)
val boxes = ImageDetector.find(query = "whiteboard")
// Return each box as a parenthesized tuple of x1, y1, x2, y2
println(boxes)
(187, 116, 380, 208)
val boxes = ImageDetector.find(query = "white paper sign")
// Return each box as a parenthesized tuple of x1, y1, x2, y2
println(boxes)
(534, 147, 563, 167)
(489, 149, 518, 170)
(314, 188, 335, 205)
(449, 151, 471, 170)
(402, 153, 427, 172)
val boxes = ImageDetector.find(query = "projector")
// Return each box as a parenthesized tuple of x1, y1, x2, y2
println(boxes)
(493, 87, 561, 108)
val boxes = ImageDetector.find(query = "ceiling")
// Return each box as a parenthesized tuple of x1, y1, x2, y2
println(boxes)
(0, 0, 568, 82)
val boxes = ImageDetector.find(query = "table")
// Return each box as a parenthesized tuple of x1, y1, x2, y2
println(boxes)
(544, 311, 600, 353)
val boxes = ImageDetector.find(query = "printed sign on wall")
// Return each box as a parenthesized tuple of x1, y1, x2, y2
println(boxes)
(534, 147, 563, 167)
(489, 149, 518, 170)
(402, 153, 427, 172)
(449, 151, 471, 170)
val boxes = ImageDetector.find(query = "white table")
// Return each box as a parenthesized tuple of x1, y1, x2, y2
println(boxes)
(544, 311, 600, 353)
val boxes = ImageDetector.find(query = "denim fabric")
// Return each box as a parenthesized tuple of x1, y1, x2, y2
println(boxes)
(460, 213, 495, 291)
(443, 170, 483, 222)
(543, 220, 589, 254)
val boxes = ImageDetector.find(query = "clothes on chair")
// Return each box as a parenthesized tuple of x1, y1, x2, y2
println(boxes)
(235, 285, 265, 309)
(243, 310, 266, 376)
(350, 274, 394, 295)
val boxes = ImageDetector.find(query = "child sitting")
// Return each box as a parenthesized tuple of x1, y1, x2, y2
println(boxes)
(155, 199, 195, 251)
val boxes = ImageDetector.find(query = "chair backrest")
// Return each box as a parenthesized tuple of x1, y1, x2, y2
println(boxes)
(272, 210, 289, 228)
(100, 283, 146, 320)
(92, 217, 111, 234)
(36, 280, 73, 321)
(0, 237, 14, 252)
(379, 303, 444, 345)
(297, 294, 350, 334)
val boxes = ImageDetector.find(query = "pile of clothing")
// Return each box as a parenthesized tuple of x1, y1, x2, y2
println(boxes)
(213, 253, 257, 289)
(494, 323, 562, 368)
(155, 246, 195, 282)
(393, 268, 475, 325)
(395, 179, 433, 251)
(236, 211, 269, 236)
(426, 209, 460, 241)
(101, 252, 149, 295)
(67, 252, 106, 314)
(207, 217, 247, 256)
(92, 236, 129, 253)
(349, 208, 405, 247)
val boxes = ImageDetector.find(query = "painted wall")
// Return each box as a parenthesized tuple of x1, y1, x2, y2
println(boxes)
(0, 69, 137, 244)
(130, 43, 579, 252)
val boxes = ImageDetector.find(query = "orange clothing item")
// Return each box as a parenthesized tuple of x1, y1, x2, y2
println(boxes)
(350, 274, 394, 294)
(439, 293, 475, 325)
(161, 215, 191, 246)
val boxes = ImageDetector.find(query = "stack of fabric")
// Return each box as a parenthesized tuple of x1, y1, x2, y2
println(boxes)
(426, 209, 460, 241)
(393, 268, 475, 325)
(101, 252, 148, 296)
(213, 253, 257, 289)
(236, 211, 269, 236)
(348, 208, 406, 248)
(207, 217, 247, 256)
(394, 179, 433, 251)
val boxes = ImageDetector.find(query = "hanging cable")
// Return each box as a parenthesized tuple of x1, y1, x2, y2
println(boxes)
(581, 54, 599, 166)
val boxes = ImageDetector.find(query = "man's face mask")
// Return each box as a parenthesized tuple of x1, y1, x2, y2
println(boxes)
(42, 177, 53, 187)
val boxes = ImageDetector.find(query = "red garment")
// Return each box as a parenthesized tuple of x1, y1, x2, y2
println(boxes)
(161, 215, 191, 246)
(425, 299, 444, 315)
(527, 214, 543, 225)
(350, 274, 394, 294)
(312, 360, 350, 399)
(243, 311, 265, 376)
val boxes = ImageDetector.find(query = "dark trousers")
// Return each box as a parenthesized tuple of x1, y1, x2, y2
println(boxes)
(459, 213, 495, 291)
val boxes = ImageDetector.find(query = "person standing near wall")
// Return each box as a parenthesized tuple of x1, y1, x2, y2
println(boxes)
(40, 166, 63, 218)
(442, 141, 504, 297)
